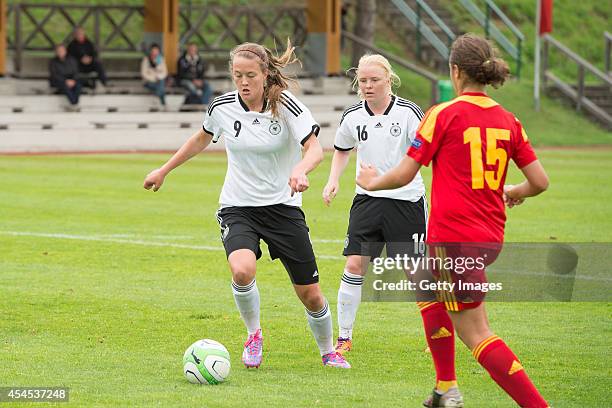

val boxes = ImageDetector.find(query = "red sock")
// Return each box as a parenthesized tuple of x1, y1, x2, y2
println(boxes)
(418, 302, 456, 387)
(474, 335, 548, 408)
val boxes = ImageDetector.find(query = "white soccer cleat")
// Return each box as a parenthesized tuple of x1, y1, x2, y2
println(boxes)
(422, 387, 464, 407)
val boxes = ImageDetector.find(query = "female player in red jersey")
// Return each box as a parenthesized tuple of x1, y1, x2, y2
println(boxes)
(357, 34, 550, 407)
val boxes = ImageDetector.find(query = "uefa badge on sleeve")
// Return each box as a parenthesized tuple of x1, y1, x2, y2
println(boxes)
(390, 123, 402, 137)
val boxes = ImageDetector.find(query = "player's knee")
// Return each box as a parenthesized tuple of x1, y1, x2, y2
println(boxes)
(344, 255, 366, 276)
(305, 297, 325, 312)
(299, 288, 325, 312)
(456, 325, 493, 350)
(229, 261, 255, 286)
(231, 270, 254, 286)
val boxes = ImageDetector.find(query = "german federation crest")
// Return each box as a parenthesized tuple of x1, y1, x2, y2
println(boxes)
(390, 123, 402, 137)
(269, 121, 281, 135)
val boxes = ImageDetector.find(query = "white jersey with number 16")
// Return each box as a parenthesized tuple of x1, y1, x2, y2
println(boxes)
(334, 95, 426, 201)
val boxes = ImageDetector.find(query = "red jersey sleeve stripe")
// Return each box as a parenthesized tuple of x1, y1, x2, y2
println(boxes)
(417, 100, 460, 142)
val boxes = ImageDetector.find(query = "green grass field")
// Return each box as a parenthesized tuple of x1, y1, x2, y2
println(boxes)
(1, 149, 611, 407)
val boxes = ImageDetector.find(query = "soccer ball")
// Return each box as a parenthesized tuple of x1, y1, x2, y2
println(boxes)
(183, 339, 231, 385)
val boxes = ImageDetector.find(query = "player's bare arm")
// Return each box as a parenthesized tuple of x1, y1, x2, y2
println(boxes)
(143, 128, 213, 191)
(504, 160, 549, 202)
(322, 149, 351, 206)
(289, 134, 323, 196)
(356, 155, 421, 191)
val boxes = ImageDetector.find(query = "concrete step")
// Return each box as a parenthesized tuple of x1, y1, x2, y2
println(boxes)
(9, 51, 287, 80)
(1, 76, 353, 97)
(0, 85, 357, 114)
(568, 85, 612, 112)
(582, 89, 611, 96)
(0, 109, 342, 131)
(0, 122, 339, 153)
(547, 86, 612, 129)
(0, 75, 360, 152)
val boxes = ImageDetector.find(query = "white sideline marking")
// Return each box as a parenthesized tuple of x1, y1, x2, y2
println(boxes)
(2, 230, 223, 251)
(0, 231, 344, 260)
(3, 231, 611, 282)
(59, 232, 345, 244)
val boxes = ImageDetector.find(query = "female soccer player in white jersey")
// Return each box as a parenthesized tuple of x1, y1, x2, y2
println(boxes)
(322, 54, 427, 355)
(143, 41, 350, 369)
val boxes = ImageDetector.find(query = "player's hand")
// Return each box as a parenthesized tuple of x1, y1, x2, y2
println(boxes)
(289, 171, 309, 196)
(503, 184, 525, 208)
(322, 181, 339, 206)
(143, 168, 166, 192)
(356, 163, 379, 190)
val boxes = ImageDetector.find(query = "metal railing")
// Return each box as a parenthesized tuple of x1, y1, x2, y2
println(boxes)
(388, 0, 455, 61)
(8, 3, 145, 72)
(605, 31, 611, 75)
(342, 30, 439, 106)
(6, 3, 307, 74)
(178, 5, 306, 51)
(542, 34, 612, 128)
(457, 0, 524, 78)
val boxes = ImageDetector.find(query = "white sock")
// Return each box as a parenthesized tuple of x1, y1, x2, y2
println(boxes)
(305, 300, 334, 356)
(337, 270, 364, 339)
(231, 279, 260, 335)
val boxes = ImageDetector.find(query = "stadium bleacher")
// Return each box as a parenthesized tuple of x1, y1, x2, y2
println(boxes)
(0, 76, 354, 153)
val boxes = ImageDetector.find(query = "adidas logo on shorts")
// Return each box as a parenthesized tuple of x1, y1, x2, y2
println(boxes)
(312, 270, 319, 278)
(221, 225, 230, 241)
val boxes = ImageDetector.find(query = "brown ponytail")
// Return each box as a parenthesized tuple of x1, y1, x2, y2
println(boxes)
(229, 39, 298, 117)
(449, 33, 510, 88)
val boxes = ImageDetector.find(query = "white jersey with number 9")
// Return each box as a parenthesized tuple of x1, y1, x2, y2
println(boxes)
(203, 90, 320, 208)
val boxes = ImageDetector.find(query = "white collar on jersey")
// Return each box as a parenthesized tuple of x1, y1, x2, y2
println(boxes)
(237, 93, 268, 113)
(364, 94, 396, 116)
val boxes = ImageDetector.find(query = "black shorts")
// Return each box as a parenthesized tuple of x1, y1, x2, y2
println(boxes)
(216, 204, 319, 285)
(343, 194, 427, 258)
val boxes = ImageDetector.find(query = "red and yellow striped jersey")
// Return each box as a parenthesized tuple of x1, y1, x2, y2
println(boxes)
(407, 92, 537, 243)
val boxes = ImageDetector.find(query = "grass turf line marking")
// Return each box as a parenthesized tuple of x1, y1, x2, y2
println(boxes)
(37, 232, 345, 244)
(3, 231, 610, 282)
(0, 231, 344, 260)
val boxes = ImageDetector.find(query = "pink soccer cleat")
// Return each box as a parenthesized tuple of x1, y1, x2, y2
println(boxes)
(242, 329, 263, 368)
(322, 351, 351, 368)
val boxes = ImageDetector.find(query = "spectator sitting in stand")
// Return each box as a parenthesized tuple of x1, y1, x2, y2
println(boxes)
(141, 43, 168, 108)
(49, 44, 82, 111)
(177, 43, 213, 105)
(67, 27, 108, 90)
